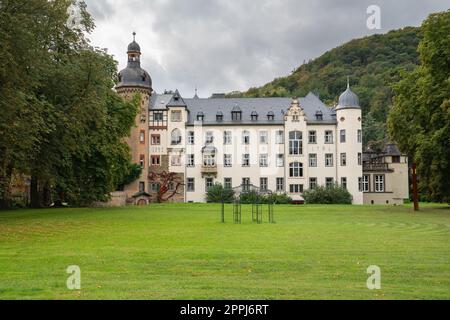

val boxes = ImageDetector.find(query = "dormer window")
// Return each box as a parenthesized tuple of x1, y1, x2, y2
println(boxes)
(251, 111, 258, 121)
(216, 112, 223, 122)
(231, 106, 242, 121)
(267, 111, 275, 121)
(197, 112, 204, 122)
(315, 111, 323, 121)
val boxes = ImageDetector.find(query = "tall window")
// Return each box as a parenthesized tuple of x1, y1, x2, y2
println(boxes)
(205, 131, 214, 144)
(290, 184, 303, 193)
(139, 182, 145, 192)
(154, 112, 163, 121)
(151, 155, 160, 166)
(224, 178, 232, 189)
(187, 131, 195, 145)
(325, 154, 334, 167)
(187, 178, 195, 192)
(171, 155, 181, 166)
(276, 178, 284, 192)
(151, 134, 160, 145)
(357, 129, 362, 143)
(341, 177, 347, 190)
(242, 178, 250, 191)
(242, 131, 250, 144)
(309, 154, 317, 167)
(359, 175, 370, 192)
(171, 129, 182, 145)
(374, 175, 385, 192)
(139, 154, 145, 168)
(224, 154, 232, 167)
(309, 178, 317, 189)
(275, 130, 284, 144)
(139, 130, 145, 144)
(259, 131, 268, 144)
(205, 178, 214, 192)
(326, 178, 334, 188)
(340, 129, 346, 143)
(289, 131, 302, 155)
(171, 110, 182, 122)
(203, 153, 215, 167)
(223, 131, 232, 145)
(260, 178, 268, 191)
(308, 131, 317, 144)
(276, 154, 284, 167)
(259, 154, 268, 167)
(242, 154, 250, 167)
(340, 153, 347, 166)
(186, 154, 195, 167)
(289, 162, 303, 177)
(358, 153, 362, 165)
(325, 131, 333, 144)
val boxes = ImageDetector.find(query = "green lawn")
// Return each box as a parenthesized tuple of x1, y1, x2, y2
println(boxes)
(0, 203, 449, 300)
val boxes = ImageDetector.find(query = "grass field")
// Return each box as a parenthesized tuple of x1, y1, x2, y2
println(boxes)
(0, 203, 449, 300)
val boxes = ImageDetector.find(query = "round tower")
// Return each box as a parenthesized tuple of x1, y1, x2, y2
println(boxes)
(116, 32, 153, 204)
(336, 78, 363, 204)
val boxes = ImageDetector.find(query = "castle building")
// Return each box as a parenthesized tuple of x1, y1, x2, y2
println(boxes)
(115, 35, 407, 205)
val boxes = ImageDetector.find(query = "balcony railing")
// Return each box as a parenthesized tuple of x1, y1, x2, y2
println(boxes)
(363, 163, 393, 172)
(201, 164, 217, 177)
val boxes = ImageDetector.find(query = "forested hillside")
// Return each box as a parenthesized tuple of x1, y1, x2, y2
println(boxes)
(228, 27, 421, 149)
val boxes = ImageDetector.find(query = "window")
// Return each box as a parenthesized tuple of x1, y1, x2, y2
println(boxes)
(276, 178, 284, 192)
(139, 130, 145, 144)
(168, 182, 175, 192)
(259, 131, 268, 144)
(139, 154, 145, 168)
(340, 129, 346, 143)
(309, 154, 317, 167)
(242, 178, 250, 191)
(374, 175, 385, 192)
(187, 131, 195, 145)
(325, 131, 333, 144)
(290, 184, 303, 193)
(259, 154, 268, 167)
(187, 178, 195, 192)
(232, 109, 242, 121)
(309, 178, 317, 190)
(205, 131, 214, 144)
(260, 178, 268, 191)
(205, 178, 214, 192)
(358, 153, 362, 166)
(151, 155, 160, 166)
(340, 153, 347, 166)
(315, 111, 323, 121)
(289, 162, 303, 178)
(308, 131, 317, 144)
(186, 154, 195, 167)
(203, 153, 215, 167)
(171, 155, 181, 166)
(341, 177, 347, 190)
(251, 112, 258, 121)
(242, 154, 250, 167)
(242, 131, 250, 144)
(267, 112, 275, 121)
(292, 114, 299, 122)
(224, 178, 232, 189)
(154, 112, 163, 121)
(171, 129, 182, 145)
(151, 183, 160, 192)
(216, 112, 223, 122)
(325, 154, 334, 167)
(171, 110, 182, 122)
(392, 156, 400, 163)
(224, 154, 232, 167)
(326, 178, 334, 188)
(359, 175, 370, 192)
(275, 130, 284, 144)
(196, 112, 204, 121)
(276, 154, 284, 167)
(357, 129, 362, 143)
(151, 134, 161, 145)
(223, 131, 232, 145)
(139, 182, 145, 192)
(289, 131, 303, 155)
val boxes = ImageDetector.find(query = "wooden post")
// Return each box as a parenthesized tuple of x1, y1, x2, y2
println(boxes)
(412, 163, 419, 211)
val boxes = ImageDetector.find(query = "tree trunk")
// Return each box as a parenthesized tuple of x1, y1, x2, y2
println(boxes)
(0, 165, 13, 210)
(30, 174, 41, 208)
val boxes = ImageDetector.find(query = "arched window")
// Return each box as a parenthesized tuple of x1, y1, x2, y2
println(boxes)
(289, 131, 302, 155)
(171, 129, 182, 145)
(202, 145, 217, 167)
(289, 162, 303, 177)
(242, 130, 250, 145)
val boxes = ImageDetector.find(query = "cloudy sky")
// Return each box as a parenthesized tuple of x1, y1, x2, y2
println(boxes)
(84, 0, 449, 97)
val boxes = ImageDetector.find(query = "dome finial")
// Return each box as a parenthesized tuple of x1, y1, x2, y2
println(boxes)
(132, 31, 136, 41)
(347, 76, 350, 89)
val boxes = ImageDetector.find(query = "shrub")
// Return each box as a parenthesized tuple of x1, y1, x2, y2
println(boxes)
(206, 183, 235, 203)
(303, 184, 352, 204)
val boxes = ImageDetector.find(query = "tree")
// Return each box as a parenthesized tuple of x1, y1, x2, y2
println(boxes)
(388, 10, 450, 202)
(149, 171, 184, 203)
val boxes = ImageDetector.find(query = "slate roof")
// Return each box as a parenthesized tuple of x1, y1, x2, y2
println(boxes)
(149, 91, 336, 125)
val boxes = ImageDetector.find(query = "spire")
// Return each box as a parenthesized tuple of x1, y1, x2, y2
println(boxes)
(194, 86, 199, 99)
(347, 76, 350, 89)
(133, 31, 136, 42)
